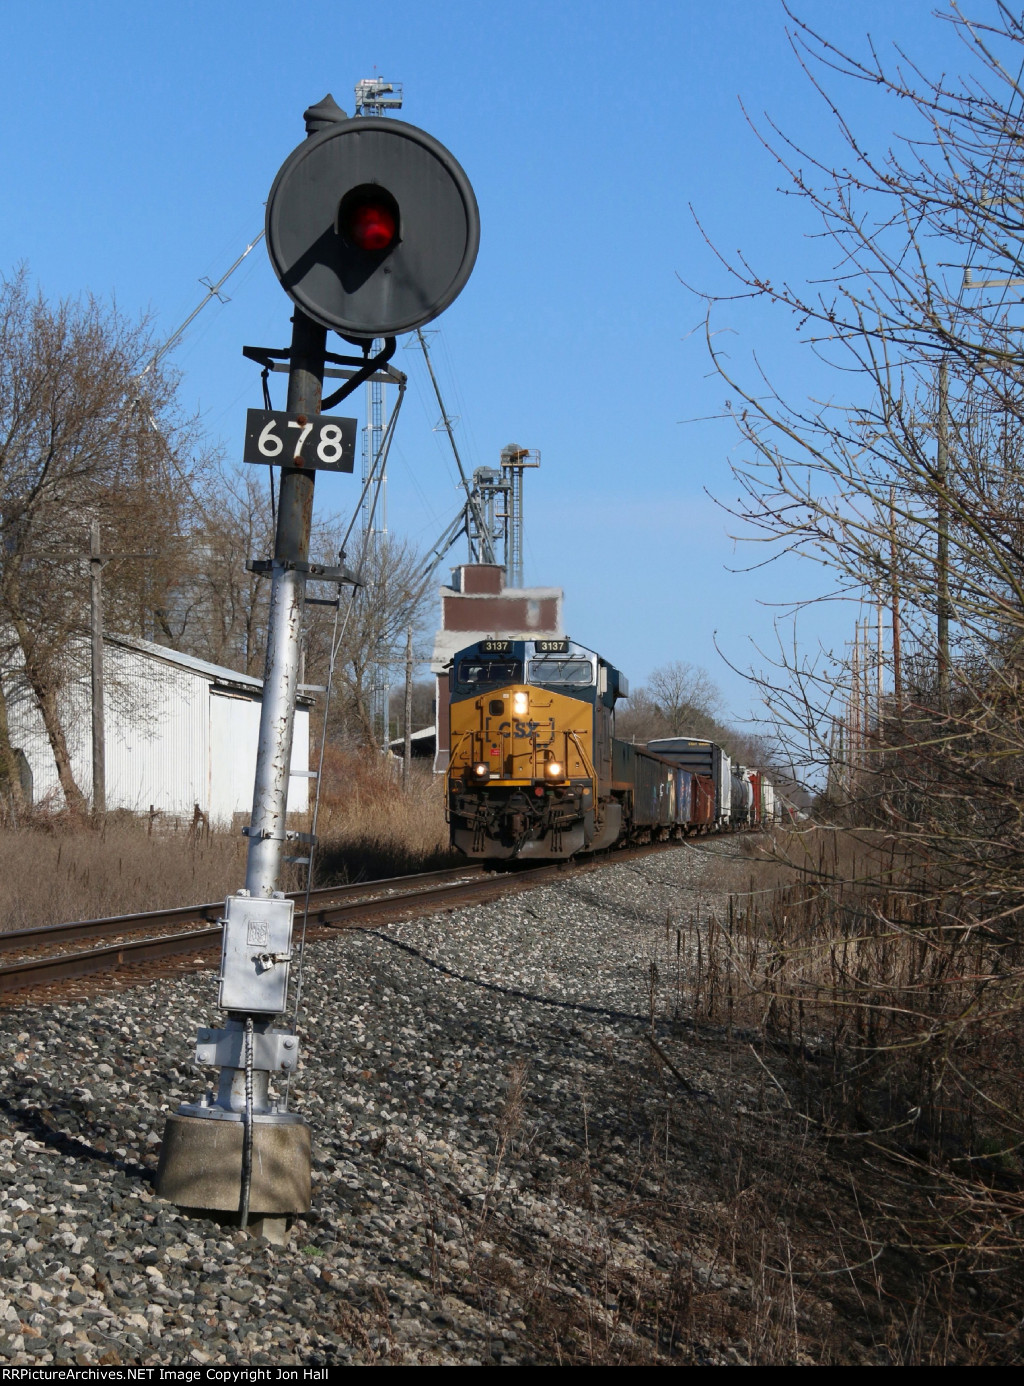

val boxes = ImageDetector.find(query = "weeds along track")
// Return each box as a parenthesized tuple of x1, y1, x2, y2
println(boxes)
(0, 842, 691, 1002)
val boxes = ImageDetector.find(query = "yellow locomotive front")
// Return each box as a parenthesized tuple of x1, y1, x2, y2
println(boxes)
(447, 637, 627, 859)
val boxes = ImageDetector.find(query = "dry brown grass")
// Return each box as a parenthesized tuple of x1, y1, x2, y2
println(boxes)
(0, 812, 252, 932)
(311, 746, 457, 884)
(668, 823, 1024, 1362)
(714, 828, 1024, 1163)
(0, 747, 456, 930)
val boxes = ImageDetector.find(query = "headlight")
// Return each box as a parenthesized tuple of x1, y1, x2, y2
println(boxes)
(471, 762, 490, 779)
(545, 761, 564, 779)
(512, 690, 529, 716)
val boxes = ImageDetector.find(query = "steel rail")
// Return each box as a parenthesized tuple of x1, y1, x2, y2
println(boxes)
(0, 927, 222, 994)
(0, 863, 491, 955)
(0, 839, 705, 998)
(0, 864, 560, 997)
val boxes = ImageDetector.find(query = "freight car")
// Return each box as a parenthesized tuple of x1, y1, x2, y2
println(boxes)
(648, 740, 783, 828)
(445, 636, 779, 861)
(646, 738, 732, 830)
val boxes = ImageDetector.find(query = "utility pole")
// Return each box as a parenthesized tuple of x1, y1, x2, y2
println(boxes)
(86, 526, 150, 821)
(937, 359, 951, 707)
(876, 597, 884, 741)
(850, 628, 861, 785)
(402, 624, 413, 790)
(89, 520, 105, 821)
(864, 618, 873, 743)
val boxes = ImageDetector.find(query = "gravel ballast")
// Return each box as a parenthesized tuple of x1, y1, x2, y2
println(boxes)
(0, 841, 834, 1366)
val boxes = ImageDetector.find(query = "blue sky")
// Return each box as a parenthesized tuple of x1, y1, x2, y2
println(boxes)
(1, 1, 971, 728)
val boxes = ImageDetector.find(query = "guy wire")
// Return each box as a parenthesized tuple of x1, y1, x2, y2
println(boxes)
(283, 380, 406, 1103)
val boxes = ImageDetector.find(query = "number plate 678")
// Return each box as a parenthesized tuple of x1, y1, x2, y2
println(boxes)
(242, 408, 357, 473)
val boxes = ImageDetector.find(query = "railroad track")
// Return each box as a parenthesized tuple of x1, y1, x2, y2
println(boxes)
(0, 860, 567, 998)
(0, 840, 699, 1001)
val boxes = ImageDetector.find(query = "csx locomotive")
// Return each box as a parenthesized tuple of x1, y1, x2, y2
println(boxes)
(446, 636, 776, 861)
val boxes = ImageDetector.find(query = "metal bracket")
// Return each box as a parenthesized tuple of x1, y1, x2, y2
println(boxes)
(241, 826, 317, 844)
(195, 1025, 299, 1072)
(243, 341, 404, 407)
(246, 558, 361, 587)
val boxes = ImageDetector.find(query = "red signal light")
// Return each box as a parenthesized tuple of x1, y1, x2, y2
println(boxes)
(338, 186, 399, 253)
(348, 201, 397, 251)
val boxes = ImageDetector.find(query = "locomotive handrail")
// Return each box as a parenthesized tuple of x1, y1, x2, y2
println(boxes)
(567, 729, 613, 833)
(566, 729, 598, 789)
(445, 730, 471, 776)
(444, 731, 474, 822)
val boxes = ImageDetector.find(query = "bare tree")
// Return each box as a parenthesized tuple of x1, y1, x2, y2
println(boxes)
(0, 268, 204, 812)
(692, 4, 1024, 1289)
(152, 467, 432, 755)
(168, 468, 274, 676)
(647, 660, 723, 733)
(614, 660, 772, 765)
(613, 686, 665, 745)
(697, 7, 1024, 809)
(616, 664, 724, 743)
(303, 535, 430, 750)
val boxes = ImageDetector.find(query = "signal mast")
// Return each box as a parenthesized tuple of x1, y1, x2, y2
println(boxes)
(157, 88, 479, 1237)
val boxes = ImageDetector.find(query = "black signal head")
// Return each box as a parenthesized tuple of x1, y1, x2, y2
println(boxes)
(266, 116, 479, 339)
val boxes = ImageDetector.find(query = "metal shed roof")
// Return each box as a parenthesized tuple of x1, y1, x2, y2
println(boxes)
(108, 635, 313, 704)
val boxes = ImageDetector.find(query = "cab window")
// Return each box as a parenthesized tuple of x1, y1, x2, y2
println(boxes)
(457, 659, 521, 689)
(527, 658, 593, 685)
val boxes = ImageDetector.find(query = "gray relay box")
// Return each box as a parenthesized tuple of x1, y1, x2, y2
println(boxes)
(218, 894, 295, 1014)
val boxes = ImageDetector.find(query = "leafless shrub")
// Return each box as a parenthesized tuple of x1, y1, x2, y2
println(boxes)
(312, 745, 455, 884)
(680, 3, 1024, 1351)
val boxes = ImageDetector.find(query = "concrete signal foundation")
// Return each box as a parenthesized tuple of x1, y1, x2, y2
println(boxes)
(156, 1114, 311, 1217)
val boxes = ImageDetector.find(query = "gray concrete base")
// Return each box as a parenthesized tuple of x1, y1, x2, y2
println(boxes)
(249, 1215, 289, 1246)
(155, 1113, 311, 1216)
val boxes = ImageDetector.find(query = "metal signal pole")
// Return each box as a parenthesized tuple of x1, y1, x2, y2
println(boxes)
(158, 87, 479, 1238)
(244, 309, 326, 897)
(402, 623, 414, 790)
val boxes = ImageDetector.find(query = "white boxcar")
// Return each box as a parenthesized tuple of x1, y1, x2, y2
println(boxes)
(7, 635, 310, 825)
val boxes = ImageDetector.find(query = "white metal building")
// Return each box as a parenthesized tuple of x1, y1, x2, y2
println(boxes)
(7, 635, 309, 824)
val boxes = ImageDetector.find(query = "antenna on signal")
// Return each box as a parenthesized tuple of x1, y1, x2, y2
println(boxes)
(354, 78, 404, 115)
